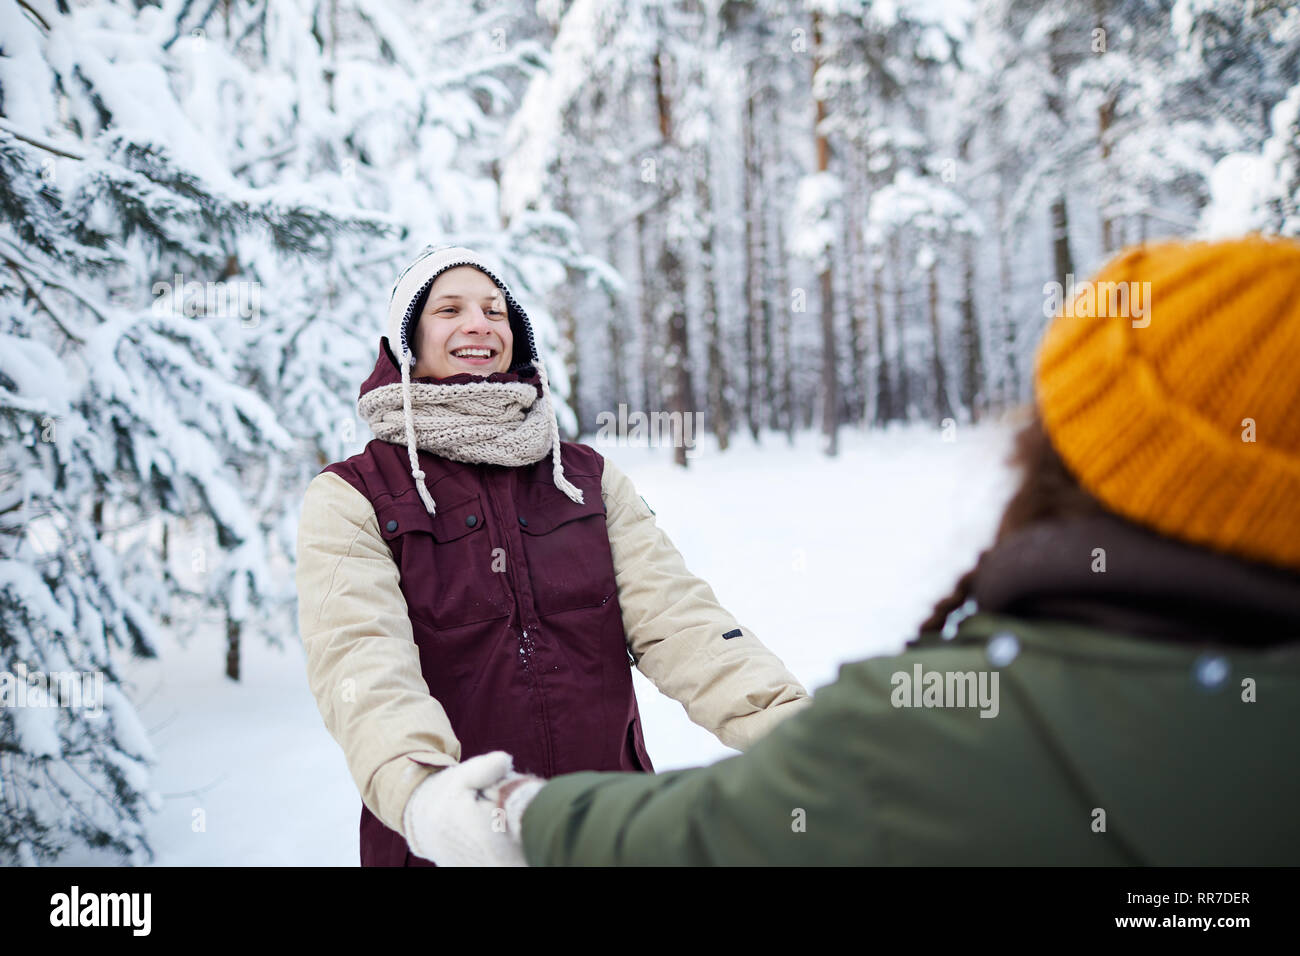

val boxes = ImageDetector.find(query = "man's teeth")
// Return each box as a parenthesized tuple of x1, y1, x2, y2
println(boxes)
(452, 348, 493, 358)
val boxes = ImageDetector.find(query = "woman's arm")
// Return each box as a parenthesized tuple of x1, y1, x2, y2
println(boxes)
(518, 655, 882, 865)
(600, 456, 813, 752)
(295, 470, 462, 835)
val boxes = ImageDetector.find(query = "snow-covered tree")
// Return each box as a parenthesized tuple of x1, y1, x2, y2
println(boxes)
(0, 0, 579, 864)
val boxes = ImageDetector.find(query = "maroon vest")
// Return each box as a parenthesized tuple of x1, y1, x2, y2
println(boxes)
(323, 438, 653, 866)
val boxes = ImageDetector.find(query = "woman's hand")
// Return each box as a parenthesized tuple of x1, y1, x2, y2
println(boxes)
(495, 773, 547, 843)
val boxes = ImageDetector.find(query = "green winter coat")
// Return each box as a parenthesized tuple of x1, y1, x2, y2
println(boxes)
(519, 611, 1300, 865)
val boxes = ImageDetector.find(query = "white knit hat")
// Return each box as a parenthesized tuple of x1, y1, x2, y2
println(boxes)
(384, 244, 582, 512)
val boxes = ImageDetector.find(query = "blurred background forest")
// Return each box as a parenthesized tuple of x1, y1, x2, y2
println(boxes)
(1, 0, 1297, 863)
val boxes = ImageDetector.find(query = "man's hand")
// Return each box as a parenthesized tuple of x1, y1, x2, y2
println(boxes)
(403, 751, 530, 866)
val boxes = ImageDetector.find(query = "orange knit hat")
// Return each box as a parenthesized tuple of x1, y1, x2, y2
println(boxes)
(1034, 234, 1300, 572)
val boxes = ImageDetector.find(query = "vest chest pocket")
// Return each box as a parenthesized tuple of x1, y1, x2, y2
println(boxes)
(517, 476, 615, 617)
(375, 492, 509, 630)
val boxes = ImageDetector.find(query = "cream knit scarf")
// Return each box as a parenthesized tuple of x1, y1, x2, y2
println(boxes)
(357, 352, 584, 515)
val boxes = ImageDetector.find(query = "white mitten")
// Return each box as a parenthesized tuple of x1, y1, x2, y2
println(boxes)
(402, 751, 528, 866)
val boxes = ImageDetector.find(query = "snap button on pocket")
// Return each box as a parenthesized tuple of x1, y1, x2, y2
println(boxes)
(375, 492, 483, 543)
(518, 516, 528, 527)
(374, 492, 507, 629)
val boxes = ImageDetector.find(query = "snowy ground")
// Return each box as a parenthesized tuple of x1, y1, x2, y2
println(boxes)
(108, 417, 1019, 866)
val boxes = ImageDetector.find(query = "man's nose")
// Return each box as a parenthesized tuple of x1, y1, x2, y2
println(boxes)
(460, 306, 493, 331)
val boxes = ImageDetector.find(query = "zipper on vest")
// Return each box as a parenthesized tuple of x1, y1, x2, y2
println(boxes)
(485, 465, 556, 778)
(517, 625, 556, 775)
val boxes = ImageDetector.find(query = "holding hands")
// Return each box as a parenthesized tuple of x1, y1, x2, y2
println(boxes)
(403, 751, 546, 866)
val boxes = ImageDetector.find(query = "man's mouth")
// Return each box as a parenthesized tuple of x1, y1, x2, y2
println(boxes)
(450, 346, 497, 365)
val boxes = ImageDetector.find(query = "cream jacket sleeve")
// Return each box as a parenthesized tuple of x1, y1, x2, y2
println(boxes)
(295, 470, 461, 836)
(600, 456, 813, 751)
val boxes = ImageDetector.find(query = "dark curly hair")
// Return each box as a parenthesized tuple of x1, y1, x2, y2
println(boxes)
(917, 406, 1110, 633)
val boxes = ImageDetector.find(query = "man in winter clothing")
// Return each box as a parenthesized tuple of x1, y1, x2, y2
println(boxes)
(294, 244, 811, 866)
(440, 234, 1300, 866)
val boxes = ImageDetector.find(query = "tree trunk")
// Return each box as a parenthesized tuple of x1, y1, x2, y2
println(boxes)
(872, 260, 892, 425)
(743, 78, 762, 444)
(660, 243, 694, 468)
(891, 234, 909, 420)
(996, 188, 1018, 408)
(560, 282, 581, 436)
(927, 259, 954, 422)
(812, 9, 838, 456)
(607, 233, 628, 412)
(1098, 94, 1116, 254)
(844, 157, 867, 426)
(774, 210, 795, 446)
(820, 265, 838, 454)
(1095, 0, 1116, 254)
(225, 612, 240, 682)
(762, 90, 778, 435)
(653, 42, 694, 467)
(1047, 28, 1076, 291)
(706, 309, 731, 451)
(160, 519, 171, 628)
(552, 156, 581, 435)
(696, 137, 730, 452)
(958, 235, 985, 422)
(636, 210, 659, 418)
(1050, 194, 1074, 294)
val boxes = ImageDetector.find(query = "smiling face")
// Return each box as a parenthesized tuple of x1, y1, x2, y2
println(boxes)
(411, 266, 514, 378)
